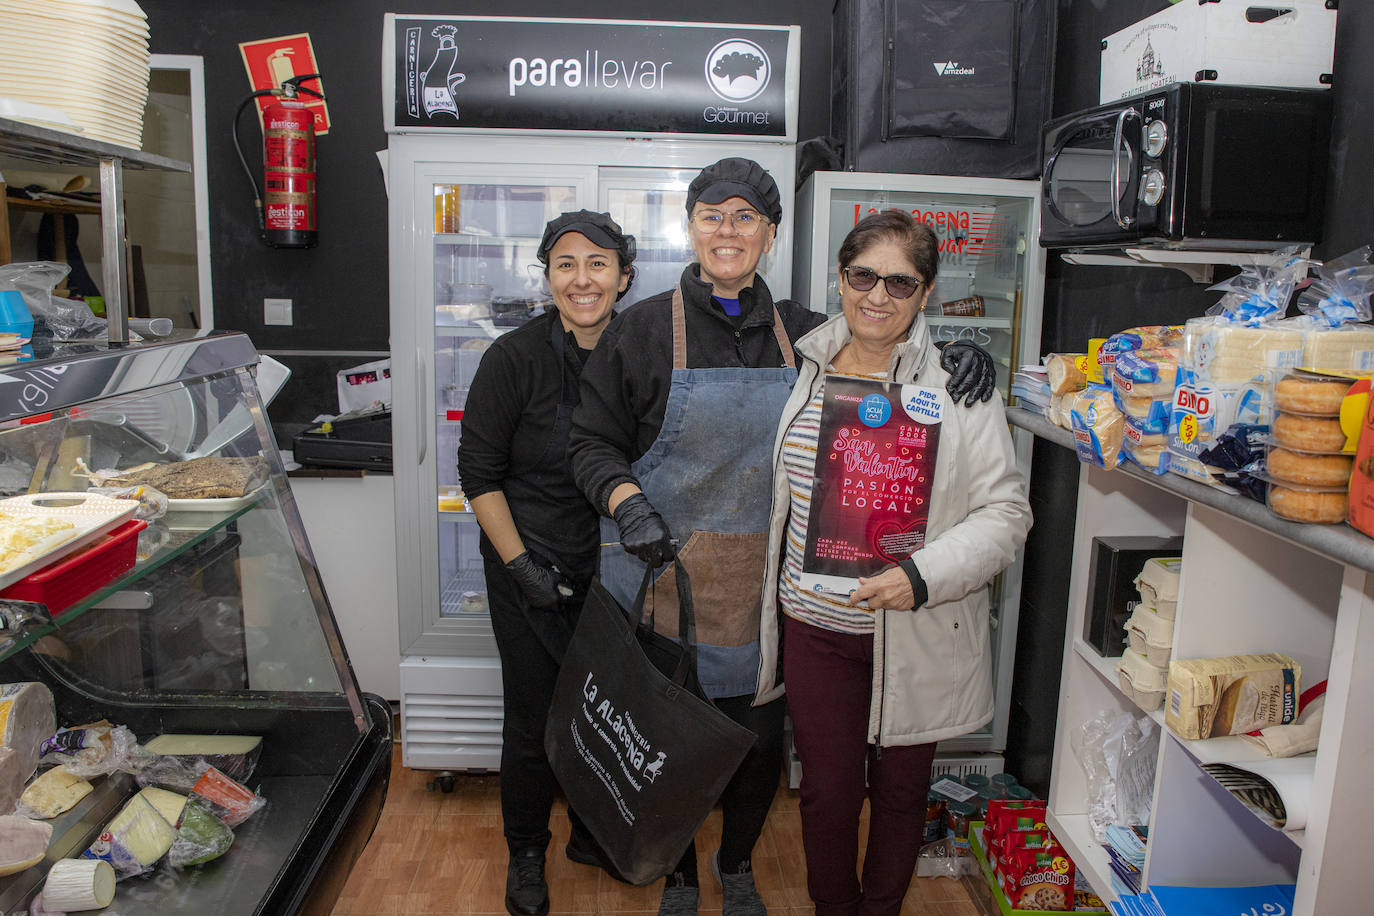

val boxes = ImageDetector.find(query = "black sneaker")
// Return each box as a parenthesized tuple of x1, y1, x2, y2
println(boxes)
(505, 848, 549, 916)
(565, 829, 631, 884)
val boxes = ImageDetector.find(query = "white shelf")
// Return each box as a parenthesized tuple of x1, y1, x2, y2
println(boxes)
(1072, 639, 1165, 727)
(925, 315, 1013, 329)
(1045, 812, 1118, 905)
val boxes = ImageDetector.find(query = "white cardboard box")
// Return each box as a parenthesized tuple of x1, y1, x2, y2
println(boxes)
(1100, 0, 1337, 103)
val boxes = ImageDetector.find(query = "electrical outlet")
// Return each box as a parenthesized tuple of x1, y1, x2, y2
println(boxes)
(264, 298, 293, 326)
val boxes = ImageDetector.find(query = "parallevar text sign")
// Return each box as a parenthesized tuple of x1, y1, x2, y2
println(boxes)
(383, 15, 797, 139)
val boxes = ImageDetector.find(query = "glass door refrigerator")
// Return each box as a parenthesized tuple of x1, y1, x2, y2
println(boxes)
(388, 147, 798, 774)
(793, 171, 1045, 762)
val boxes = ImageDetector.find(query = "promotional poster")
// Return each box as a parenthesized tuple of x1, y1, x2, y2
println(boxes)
(800, 376, 943, 597)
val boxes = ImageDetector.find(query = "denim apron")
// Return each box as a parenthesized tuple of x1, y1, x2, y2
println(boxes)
(599, 287, 798, 698)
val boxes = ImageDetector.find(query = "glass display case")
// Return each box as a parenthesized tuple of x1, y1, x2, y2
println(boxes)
(0, 332, 390, 914)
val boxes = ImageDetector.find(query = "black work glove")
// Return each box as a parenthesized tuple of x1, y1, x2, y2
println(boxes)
(505, 551, 572, 610)
(611, 492, 675, 567)
(937, 339, 997, 407)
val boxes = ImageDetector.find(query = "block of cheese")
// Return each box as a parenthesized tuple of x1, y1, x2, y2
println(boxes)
(1166, 653, 1301, 740)
(138, 787, 188, 828)
(0, 748, 23, 816)
(82, 793, 176, 877)
(168, 798, 234, 867)
(144, 734, 262, 782)
(19, 766, 93, 819)
(0, 682, 56, 778)
(1301, 324, 1374, 371)
(42, 858, 116, 911)
(0, 814, 53, 876)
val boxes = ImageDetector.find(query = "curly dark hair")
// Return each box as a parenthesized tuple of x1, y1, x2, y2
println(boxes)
(836, 209, 938, 287)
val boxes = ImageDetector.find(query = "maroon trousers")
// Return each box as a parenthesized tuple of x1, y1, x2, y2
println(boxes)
(784, 615, 938, 916)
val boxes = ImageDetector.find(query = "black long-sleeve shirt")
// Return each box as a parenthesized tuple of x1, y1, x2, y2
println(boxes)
(569, 265, 826, 515)
(458, 308, 599, 574)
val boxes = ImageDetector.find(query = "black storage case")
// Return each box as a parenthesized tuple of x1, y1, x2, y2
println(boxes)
(1083, 535, 1184, 657)
(294, 411, 393, 471)
(831, 0, 1056, 178)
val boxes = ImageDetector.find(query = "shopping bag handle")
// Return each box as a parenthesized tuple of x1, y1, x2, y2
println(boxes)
(631, 559, 698, 689)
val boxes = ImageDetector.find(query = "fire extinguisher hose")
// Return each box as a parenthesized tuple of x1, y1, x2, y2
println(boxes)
(232, 90, 276, 239)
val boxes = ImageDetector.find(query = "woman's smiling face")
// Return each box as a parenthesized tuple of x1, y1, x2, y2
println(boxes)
(548, 232, 628, 336)
(838, 240, 930, 356)
(689, 196, 776, 298)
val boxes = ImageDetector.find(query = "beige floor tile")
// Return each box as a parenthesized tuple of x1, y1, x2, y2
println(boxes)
(332, 811, 434, 915)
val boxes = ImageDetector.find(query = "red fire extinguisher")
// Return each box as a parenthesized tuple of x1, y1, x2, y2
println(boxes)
(233, 74, 325, 249)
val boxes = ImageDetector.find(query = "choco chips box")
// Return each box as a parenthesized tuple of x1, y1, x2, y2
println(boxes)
(1008, 844, 1074, 912)
(983, 799, 1047, 865)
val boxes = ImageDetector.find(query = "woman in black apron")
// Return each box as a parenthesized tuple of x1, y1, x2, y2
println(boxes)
(458, 210, 636, 916)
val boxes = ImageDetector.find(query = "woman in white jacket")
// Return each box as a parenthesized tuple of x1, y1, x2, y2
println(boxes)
(757, 209, 1031, 916)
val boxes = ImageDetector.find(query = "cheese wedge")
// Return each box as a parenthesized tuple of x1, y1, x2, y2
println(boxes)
(0, 814, 53, 876)
(19, 766, 93, 819)
(137, 787, 188, 829)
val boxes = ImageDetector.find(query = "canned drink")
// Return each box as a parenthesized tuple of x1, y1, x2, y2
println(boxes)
(939, 295, 985, 317)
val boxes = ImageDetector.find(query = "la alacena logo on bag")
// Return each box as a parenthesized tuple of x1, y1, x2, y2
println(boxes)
(583, 672, 668, 786)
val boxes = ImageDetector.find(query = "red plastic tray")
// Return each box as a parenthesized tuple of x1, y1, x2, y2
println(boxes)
(0, 518, 147, 616)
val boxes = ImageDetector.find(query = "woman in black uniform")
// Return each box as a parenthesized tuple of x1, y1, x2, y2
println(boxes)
(458, 210, 636, 916)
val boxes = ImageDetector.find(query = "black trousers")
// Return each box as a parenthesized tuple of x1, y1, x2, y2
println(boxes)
(485, 555, 589, 852)
(671, 691, 786, 879)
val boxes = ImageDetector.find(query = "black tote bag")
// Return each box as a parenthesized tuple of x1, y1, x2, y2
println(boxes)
(545, 561, 755, 886)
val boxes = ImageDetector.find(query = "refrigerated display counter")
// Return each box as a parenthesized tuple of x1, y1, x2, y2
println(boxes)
(0, 332, 390, 914)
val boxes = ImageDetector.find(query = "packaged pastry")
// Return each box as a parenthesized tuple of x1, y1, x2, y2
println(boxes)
(1117, 393, 1172, 436)
(1122, 418, 1169, 476)
(1294, 245, 1374, 371)
(1098, 325, 1183, 373)
(1166, 653, 1300, 740)
(1067, 386, 1124, 470)
(1273, 373, 1355, 416)
(1111, 347, 1179, 400)
(1267, 482, 1348, 524)
(1265, 446, 1353, 488)
(1271, 411, 1349, 453)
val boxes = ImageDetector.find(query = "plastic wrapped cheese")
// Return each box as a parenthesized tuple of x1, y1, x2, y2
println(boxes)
(17, 766, 93, 819)
(82, 793, 176, 878)
(143, 734, 262, 782)
(138, 787, 188, 828)
(41, 859, 116, 911)
(188, 766, 264, 828)
(168, 798, 234, 867)
(0, 814, 53, 877)
(0, 682, 56, 779)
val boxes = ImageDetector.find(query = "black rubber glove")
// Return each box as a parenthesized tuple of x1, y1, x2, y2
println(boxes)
(504, 551, 571, 610)
(938, 339, 997, 407)
(612, 492, 675, 567)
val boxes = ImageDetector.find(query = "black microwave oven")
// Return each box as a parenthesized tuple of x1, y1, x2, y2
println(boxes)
(1039, 82, 1332, 250)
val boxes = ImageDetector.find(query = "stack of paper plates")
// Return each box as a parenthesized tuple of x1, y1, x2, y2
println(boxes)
(0, 0, 150, 149)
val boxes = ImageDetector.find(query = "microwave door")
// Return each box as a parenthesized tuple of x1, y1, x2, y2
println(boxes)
(1044, 107, 1143, 244)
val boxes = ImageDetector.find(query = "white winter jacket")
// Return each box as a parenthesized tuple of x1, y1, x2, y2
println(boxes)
(755, 312, 1032, 747)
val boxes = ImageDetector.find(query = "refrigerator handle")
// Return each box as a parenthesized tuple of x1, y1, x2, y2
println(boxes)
(417, 346, 428, 465)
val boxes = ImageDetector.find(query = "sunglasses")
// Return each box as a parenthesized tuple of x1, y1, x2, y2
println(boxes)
(841, 266, 924, 300)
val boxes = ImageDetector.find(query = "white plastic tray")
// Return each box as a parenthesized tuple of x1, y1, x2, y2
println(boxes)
(0, 491, 138, 590)
(164, 486, 267, 514)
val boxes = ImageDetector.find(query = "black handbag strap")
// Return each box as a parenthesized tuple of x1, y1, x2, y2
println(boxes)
(632, 560, 698, 688)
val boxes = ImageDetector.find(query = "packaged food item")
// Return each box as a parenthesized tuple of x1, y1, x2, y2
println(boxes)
(938, 295, 985, 316)
(142, 733, 262, 782)
(1293, 245, 1374, 371)
(1045, 353, 1088, 397)
(1008, 845, 1074, 911)
(0, 682, 55, 779)
(1272, 411, 1349, 452)
(1265, 447, 1353, 488)
(1112, 348, 1179, 400)
(168, 798, 234, 867)
(1349, 383, 1374, 536)
(1067, 386, 1124, 470)
(1273, 374, 1354, 416)
(1118, 395, 1171, 436)
(41, 859, 116, 911)
(42, 723, 152, 778)
(1267, 482, 1348, 524)
(138, 786, 188, 827)
(83, 792, 179, 878)
(0, 815, 53, 876)
(1166, 653, 1301, 740)
(1098, 326, 1183, 374)
(923, 790, 947, 843)
(1134, 557, 1182, 619)
(188, 765, 265, 827)
(1126, 606, 1174, 666)
(16, 766, 92, 819)
(1117, 647, 1169, 711)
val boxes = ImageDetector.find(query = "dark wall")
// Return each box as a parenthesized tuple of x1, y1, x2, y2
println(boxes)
(137, 1, 832, 432)
(1005, 0, 1373, 794)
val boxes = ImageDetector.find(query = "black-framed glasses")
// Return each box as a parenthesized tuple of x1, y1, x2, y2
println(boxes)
(841, 266, 924, 300)
(690, 209, 768, 237)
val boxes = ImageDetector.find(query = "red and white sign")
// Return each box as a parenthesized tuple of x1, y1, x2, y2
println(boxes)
(239, 32, 331, 135)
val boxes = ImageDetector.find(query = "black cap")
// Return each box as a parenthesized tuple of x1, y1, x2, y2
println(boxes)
(686, 158, 782, 224)
(537, 210, 637, 265)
